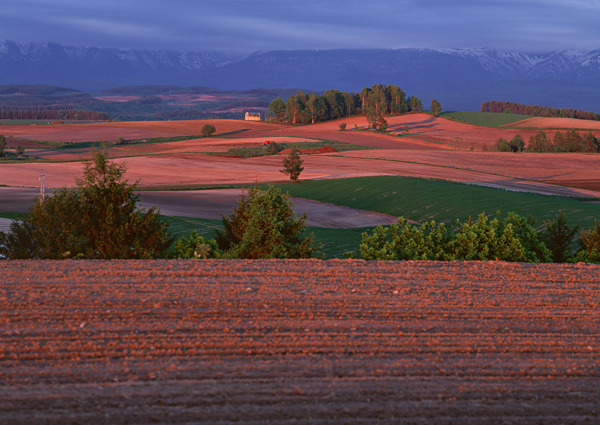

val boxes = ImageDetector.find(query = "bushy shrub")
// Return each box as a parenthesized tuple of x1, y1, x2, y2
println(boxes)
(265, 141, 283, 154)
(509, 135, 525, 152)
(2, 152, 172, 259)
(448, 213, 527, 261)
(216, 186, 319, 259)
(201, 124, 216, 137)
(492, 138, 512, 152)
(360, 211, 551, 262)
(574, 219, 600, 263)
(527, 131, 553, 152)
(174, 231, 220, 259)
(360, 218, 452, 261)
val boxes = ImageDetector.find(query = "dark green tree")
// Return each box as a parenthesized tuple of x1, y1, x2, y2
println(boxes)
(268, 97, 286, 122)
(2, 152, 172, 259)
(286, 93, 304, 124)
(493, 138, 512, 152)
(526, 131, 552, 152)
(0, 135, 5, 157)
(280, 149, 304, 182)
(215, 186, 319, 259)
(408, 96, 423, 112)
(1, 188, 86, 259)
(431, 99, 441, 117)
(265, 141, 284, 154)
(509, 135, 525, 152)
(541, 211, 578, 263)
(201, 124, 216, 137)
(575, 220, 600, 263)
(174, 231, 220, 259)
(388, 85, 408, 114)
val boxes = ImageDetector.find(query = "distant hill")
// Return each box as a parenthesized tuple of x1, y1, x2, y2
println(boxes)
(1, 40, 599, 112)
(0, 84, 300, 121)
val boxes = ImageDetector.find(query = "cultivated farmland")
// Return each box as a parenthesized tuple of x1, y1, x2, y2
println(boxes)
(1, 113, 599, 198)
(1, 259, 599, 424)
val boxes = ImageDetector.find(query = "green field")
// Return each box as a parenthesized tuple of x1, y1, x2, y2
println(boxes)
(4, 176, 599, 258)
(440, 111, 533, 127)
(214, 139, 374, 158)
(274, 176, 600, 229)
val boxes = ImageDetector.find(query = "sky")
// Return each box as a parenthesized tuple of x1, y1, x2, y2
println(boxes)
(1, 0, 599, 53)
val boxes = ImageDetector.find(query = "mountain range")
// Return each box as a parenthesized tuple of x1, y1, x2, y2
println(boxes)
(1, 40, 599, 112)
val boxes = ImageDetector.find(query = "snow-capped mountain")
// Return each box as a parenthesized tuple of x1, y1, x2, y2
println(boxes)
(0, 41, 598, 111)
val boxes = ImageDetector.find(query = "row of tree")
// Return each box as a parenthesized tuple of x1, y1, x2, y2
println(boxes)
(3, 153, 598, 262)
(0, 152, 317, 260)
(268, 84, 424, 125)
(360, 212, 600, 263)
(0, 109, 108, 121)
(492, 130, 599, 153)
(481, 101, 600, 121)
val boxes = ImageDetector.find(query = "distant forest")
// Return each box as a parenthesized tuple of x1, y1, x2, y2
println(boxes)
(269, 84, 424, 128)
(0, 108, 108, 121)
(481, 101, 600, 121)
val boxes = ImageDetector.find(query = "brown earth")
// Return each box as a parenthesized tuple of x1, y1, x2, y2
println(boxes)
(3, 152, 597, 199)
(508, 117, 600, 130)
(0, 119, 281, 143)
(1, 259, 599, 424)
(2, 114, 600, 222)
(0, 187, 399, 229)
(335, 149, 600, 193)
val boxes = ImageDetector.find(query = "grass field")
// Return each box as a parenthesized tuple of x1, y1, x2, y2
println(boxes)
(4, 176, 599, 258)
(440, 111, 534, 127)
(274, 176, 600, 229)
(162, 215, 368, 258)
(217, 139, 374, 158)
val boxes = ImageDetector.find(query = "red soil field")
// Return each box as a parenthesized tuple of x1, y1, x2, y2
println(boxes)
(508, 117, 600, 130)
(0, 119, 280, 143)
(336, 149, 600, 193)
(1, 259, 599, 424)
(1, 114, 600, 202)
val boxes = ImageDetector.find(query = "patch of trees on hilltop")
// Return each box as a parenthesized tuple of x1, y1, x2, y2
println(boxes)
(268, 84, 424, 128)
(0, 109, 108, 121)
(492, 130, 599, 153)
(481, 101, 600, 121)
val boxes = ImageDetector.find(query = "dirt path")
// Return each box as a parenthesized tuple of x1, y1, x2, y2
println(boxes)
(0, 187, 399, 229)
(138, 189, 399, 228)
(2, 260, 599, 424)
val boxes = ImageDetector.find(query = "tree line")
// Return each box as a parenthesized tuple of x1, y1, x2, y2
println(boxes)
(0, 109, 108, 121)
(268, 84, 424, 128)
(481, 100, 600, 121)
(492, 130, 599, 153)
(360, 211, 600, 264)
(3, 153, 598, 263)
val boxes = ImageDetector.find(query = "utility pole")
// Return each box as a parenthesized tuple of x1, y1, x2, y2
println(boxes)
(39, 169, 45, 202)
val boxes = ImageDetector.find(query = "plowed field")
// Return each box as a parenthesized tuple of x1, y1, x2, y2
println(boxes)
(2, 260, 599, 424)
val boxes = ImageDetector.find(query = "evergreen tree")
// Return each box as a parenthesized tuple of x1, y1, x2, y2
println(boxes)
(541, 211, 578, 263)
(215, 186, 319, 259)
(280, 149, 304, 182)
(2, 151, 172, 259)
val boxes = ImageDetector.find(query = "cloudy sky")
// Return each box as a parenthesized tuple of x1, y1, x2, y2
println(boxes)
(1, 0, 599, 53)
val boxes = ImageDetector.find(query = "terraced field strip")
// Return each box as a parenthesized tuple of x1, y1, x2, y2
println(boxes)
(1, 259, 599, 424)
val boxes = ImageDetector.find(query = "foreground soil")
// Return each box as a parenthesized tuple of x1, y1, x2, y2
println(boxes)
(2, 260, 599, 424)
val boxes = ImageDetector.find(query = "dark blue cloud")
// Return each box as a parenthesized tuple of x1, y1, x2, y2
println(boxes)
(0, 0, 598, 52)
